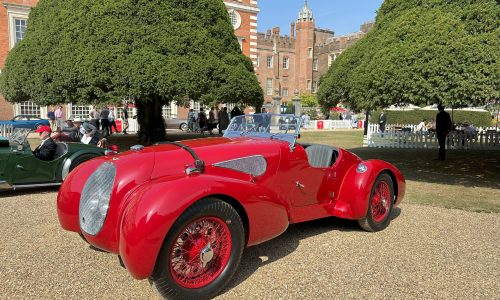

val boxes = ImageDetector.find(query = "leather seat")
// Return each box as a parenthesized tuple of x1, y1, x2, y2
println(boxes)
(305, 144, 336, 168)
(53, 143, 68, 160)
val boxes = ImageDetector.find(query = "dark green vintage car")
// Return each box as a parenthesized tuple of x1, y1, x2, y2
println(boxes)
(0, 128, 105, 190)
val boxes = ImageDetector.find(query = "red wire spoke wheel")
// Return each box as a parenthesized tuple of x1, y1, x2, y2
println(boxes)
(152, 198, 244, 299)
(169, 217, 232, 288)
(370, 181, 391, 223)
(358, 173, 394, 232)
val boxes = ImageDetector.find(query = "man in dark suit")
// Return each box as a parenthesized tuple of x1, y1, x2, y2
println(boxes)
(33, 125, 57, 161)
(436, 104, 452, 161)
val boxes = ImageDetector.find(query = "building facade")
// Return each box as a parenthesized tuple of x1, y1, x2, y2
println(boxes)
(0, 0, 369, 121)
(255, 1, 373, 105)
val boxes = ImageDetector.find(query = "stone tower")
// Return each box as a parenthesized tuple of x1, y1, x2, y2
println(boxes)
(295, 0, 315, 93)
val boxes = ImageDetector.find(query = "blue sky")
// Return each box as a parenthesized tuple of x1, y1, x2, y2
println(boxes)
(257, 0, 384, 36)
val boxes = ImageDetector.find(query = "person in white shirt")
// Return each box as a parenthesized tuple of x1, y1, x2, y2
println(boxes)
(416, 119, 427, 132)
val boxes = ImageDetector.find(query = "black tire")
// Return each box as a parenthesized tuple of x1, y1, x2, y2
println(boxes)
(152, 198, 244, 300)
(358, 173, 394, 232)
(180, 123, 188, 131)
(69, 154, 99, 172)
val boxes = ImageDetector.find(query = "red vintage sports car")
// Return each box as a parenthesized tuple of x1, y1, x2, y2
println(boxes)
(57, 113, 405, 299)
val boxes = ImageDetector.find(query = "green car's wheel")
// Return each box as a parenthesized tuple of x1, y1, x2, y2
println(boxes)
(152, 198, 244, 300)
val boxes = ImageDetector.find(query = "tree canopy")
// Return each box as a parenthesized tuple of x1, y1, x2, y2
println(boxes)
(317, 0, 499, 112)
(0, 0, 263, 142)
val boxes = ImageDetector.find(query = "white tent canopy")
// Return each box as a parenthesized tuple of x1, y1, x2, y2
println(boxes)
(384, 103, 421, 111)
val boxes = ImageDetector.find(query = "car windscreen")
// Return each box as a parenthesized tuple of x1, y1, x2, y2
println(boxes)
(8, 128, 30, 145)
(223, 114, 302, 148)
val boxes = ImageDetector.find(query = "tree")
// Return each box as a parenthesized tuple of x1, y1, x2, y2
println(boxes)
(299, 92, 319, 108)
(0, 0, 263, 143)
(318, 0, 499, 112)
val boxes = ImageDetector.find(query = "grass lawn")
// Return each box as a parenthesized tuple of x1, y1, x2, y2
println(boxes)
(300, 130, 500, 213)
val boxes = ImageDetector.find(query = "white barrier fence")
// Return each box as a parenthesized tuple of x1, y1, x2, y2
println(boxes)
(303, 120, 357, 130)
(0, 124, 14, 137)
(365, 123, 500, 150)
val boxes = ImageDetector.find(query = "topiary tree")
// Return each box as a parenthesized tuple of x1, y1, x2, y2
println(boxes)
(0, 0, 263, 144)
(318, 0, 499, 114)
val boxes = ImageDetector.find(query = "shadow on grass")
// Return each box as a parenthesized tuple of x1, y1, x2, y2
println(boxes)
(350, 147, 500, 189)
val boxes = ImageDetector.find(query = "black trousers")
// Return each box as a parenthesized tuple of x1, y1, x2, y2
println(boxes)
(437, 133, 447, 160)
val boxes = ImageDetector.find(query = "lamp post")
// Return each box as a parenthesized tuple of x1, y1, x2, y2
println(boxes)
(292, 89, 301, 117)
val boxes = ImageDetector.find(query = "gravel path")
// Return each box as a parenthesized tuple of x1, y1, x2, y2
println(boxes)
(1, 189, 498, 299)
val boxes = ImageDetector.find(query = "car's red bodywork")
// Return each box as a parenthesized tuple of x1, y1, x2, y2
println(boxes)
(58, 136, 405, 280)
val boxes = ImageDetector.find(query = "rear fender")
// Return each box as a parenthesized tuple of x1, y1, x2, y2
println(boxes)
(119, 175, 289, 279)
(333, 160, 404, 220)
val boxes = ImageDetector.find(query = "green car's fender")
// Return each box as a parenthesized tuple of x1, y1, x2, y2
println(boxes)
(61, 148, 105, 180)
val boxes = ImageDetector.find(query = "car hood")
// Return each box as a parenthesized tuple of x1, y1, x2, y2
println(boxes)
(149, 137, 285, 180)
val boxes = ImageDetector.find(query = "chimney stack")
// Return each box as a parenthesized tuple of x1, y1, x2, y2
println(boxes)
(290, 22, 295, 38)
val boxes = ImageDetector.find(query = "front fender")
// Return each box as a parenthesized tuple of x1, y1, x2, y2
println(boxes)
(332, 160, 405, 220)
(119, 174, 290, 279)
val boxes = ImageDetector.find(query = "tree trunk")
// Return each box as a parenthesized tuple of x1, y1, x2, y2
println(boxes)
(135, 96, 166, 145)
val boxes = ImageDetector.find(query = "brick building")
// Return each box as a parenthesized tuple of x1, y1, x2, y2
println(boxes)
(0, 0, 370, 121)
(255, 1, 373, 106)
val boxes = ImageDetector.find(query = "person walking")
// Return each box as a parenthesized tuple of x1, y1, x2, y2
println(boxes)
(121, 106, 129, 134)
(108, 107, 118, 134)
(218, 107, 230, 134)
(89, 107, 100, 130)
(54, 106, 64, 132)
(435, 104, 452, 161)
(100, 106, 110, 137)
(208, 107, 216, 135)
(187, 109, 195, 132)
(378, 111, 387, 133)
(47, 107, 56, 131)
(198, 108, 207, 134)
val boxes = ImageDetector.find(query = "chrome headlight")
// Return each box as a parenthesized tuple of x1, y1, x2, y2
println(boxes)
(79, 162, 116, 236)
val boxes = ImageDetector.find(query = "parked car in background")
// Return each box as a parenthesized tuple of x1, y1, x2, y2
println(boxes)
(0, 115, 50, 130)
(57, 113, 405, 299)
(0, 128, 105, 190)
(164, 118, 188, 131)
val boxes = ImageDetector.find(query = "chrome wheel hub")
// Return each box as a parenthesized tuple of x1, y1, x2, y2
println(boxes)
(200, 245, 214, 268)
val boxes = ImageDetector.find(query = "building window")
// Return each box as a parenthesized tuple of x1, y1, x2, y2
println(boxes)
(191, 100, 201, 112)
(228, 9, 241, 30)
(312, 81, 318, 93)
(5, 4, 30, 49)
(256, 56, 260, 67)
(307, 80, 312, 90)
(162, 103, 178, 119)
(308, 48, 313, 58)
(19, 101, 41, 117)
(71, 105, 91, 119)
(313, 58, 318, 71)
(282, 88, 289, 97)
(283, 57, 289, 69)
(117, 106, 134, 119)
(14, 19, 27, 43)
(266, 79, 273, 96)
(266, 56, 273, 68)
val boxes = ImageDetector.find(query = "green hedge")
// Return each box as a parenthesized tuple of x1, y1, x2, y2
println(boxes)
(370, 110, 492, 127)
